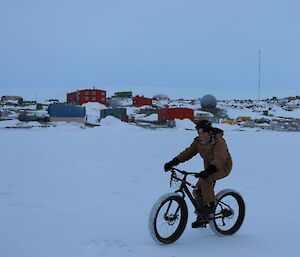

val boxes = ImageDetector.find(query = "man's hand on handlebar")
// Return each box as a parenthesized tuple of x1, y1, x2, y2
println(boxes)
(194, 170, 209, 179)
(164, 157, 180, 172)
(194, 165, 218, 179)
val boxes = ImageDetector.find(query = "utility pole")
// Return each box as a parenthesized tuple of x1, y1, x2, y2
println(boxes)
(258, 49, 261, 101)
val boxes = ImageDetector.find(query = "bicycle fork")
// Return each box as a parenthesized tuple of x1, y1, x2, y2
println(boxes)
(164, 200, 180, 224)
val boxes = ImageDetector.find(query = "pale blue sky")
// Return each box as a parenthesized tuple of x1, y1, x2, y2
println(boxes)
(0, 0, 299, 99)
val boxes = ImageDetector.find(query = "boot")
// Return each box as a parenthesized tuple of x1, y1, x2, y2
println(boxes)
(191, 215, 208, 228)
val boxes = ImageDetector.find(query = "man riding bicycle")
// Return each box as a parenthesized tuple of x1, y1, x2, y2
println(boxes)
(164, 120, 232, 228)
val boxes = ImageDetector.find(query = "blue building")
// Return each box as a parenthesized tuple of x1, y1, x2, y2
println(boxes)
(48, 103, 86, 122)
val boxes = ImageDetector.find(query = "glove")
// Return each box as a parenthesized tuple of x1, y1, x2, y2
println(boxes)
(195, 165, 217, 179)
(164, 157, 180, 172)
(195, 170, 209, 179)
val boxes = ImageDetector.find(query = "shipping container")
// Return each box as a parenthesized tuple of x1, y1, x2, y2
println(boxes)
(220, 119, 236, 125)
(48, 103, 86, 118)
(263, 110, 268, 116)
(211, 116, 220, 124)
(236, 116, 252, 122)
(36, 103, 43, 110)
(100, 108, 128, 122)
(157, 108, 194, 123)
(133, 96, 153, 107)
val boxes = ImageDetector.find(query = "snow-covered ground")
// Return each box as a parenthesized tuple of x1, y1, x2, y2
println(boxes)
(1, 121, 299, 257)
(218, 99, 300, 119)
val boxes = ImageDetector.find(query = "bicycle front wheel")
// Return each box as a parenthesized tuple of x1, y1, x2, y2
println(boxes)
(209, 189, 245, 236)
(149, 193, 188, 244)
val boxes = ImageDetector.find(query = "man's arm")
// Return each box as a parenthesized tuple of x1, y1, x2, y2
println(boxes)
(176, 138, 198, 163)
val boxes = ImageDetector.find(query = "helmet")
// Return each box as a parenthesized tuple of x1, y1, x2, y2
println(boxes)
(195, 119, 212, 132)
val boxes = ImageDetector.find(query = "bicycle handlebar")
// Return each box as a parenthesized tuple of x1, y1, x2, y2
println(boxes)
(169, 167, 199, 177)
(167, 167, 198, 188)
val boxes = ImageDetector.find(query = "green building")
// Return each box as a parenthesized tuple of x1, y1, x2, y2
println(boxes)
(114, 91, 133, 98)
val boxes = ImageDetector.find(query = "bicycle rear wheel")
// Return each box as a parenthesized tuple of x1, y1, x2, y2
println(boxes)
(209, 189, 245, 236)
(149, 193, 188, 244)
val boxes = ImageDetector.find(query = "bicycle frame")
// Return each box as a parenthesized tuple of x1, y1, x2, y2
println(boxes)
(170, 169, 203, 214)
(169, 168, 232, 222)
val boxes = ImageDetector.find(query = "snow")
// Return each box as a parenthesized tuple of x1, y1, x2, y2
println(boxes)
(0, 119, 19, 128)
(82, 102, 107, 124)
(134, 114, 158, 122)
(218, 100, 300, 120)
(174, 118, 196, 130)
(225, 107, 266, 120)
(226, 104, 300, 120)
(99, 116, 140, 130)
(1, 118, 300, 257)
(1, 104, 37, 111)
(82, 102, 107, 111)
(271, 106, 300, 118)
(125, 107, 138, 116)
(0, 120, 46, 128)
(142, 114, 157, 122)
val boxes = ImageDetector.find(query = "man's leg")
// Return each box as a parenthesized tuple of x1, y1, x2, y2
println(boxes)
(211, 167, 231, 181)
(191, 180, 210, 228)
(191, 168, 231, 228)
(198, 178, 215, 205)
(192, 185, 204, 212)
(199, 167, 231, 206)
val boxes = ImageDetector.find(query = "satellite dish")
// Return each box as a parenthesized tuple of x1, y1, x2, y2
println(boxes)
(200, 94, 217, 109)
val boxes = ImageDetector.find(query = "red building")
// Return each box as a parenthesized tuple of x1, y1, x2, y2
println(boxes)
(67, 89, 106, 105)
(157, 108, 194, 122)
(132, 95, 153, 107)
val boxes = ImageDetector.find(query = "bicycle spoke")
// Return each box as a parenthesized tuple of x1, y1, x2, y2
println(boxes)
(165, 200, 173, 215)
(156, 200, 181, 238)
(209, 191, 245, 236)
(215, 195, 239, 230)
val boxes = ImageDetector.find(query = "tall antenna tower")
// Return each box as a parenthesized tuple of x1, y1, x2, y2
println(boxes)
(258, 49, 261, 101)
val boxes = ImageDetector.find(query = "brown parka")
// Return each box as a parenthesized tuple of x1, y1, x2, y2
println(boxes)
(176, 128, 232, 208)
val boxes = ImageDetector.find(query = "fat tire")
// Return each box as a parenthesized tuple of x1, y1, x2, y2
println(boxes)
(209, 189, 245, 236)
(149, 193, 188, 244)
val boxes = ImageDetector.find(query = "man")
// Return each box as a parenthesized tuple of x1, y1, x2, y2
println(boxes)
(164, 120, 232, 228)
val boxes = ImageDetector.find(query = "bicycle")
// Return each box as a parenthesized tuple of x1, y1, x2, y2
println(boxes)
(148, 168, 245, 244)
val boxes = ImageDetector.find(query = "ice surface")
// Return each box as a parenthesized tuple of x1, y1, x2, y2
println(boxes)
(0, 123, 300, 257)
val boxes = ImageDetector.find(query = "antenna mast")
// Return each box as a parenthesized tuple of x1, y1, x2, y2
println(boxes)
(258, 49, 261, 101)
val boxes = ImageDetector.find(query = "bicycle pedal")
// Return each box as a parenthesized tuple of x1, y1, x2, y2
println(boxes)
(200, 223, 207, 228)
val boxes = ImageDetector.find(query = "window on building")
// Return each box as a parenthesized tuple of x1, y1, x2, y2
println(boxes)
(101, 98, 105, 101)
(85, 96, 89, 101)
(92, 97, 96, 101)
(101, 92, 105, 96)
(85, 91, 89, 95)
(92, 91, 96, 96)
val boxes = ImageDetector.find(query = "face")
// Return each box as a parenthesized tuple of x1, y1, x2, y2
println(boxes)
(198, 128, 210, 141)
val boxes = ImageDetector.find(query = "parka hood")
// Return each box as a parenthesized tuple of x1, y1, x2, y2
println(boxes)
(211, 128, 224, 139)
(176, 126, 231, 172)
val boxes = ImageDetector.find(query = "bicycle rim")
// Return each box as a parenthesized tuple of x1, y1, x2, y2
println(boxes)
(210, 190, 245, 236)
(150, 194, 188, 244)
